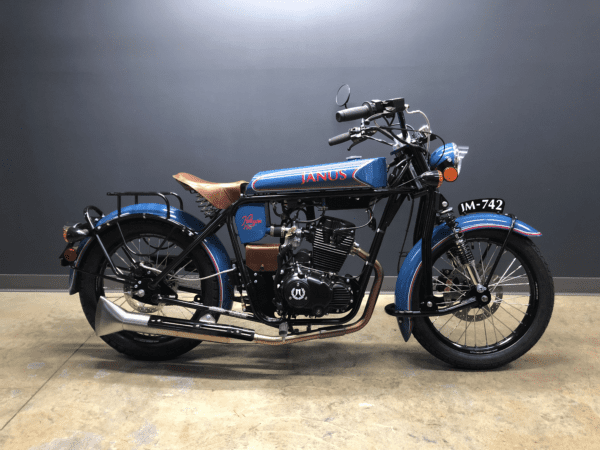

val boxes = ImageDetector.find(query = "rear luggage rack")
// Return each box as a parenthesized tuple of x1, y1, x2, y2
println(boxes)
(106, 192, 184, 219)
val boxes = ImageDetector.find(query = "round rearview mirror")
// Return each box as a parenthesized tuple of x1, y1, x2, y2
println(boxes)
(336, 84, 351, 108)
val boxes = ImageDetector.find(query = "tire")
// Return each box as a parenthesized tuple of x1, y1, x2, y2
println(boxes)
(411, 229, 554, 370)
(79, 219, 221, 361)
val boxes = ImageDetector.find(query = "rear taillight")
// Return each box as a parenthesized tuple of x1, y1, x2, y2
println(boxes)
(63, 248, 77, 262)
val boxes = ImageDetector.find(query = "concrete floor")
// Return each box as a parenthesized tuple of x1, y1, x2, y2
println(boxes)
(0, 292, 598, 450)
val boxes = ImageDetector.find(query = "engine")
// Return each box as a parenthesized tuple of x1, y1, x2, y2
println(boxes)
(275, 216, 357, 317)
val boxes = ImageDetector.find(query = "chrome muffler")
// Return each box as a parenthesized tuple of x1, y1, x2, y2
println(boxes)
(94, 296, 255, 343)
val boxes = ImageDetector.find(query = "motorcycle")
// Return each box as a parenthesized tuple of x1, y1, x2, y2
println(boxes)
(59, 86, 554, 370)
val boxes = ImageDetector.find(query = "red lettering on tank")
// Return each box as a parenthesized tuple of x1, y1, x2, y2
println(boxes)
(301, 169, 349, 184)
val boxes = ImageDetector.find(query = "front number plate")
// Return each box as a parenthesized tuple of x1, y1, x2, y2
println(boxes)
(458, 198, 505, 215)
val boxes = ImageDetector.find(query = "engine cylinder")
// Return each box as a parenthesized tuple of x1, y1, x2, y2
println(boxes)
(311, 217, 355, 273)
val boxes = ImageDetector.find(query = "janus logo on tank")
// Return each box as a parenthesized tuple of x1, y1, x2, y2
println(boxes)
(301, 169, 348, 184)
(241, 214, 262, 230)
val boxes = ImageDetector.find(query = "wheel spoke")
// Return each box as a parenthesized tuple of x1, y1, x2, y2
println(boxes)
(483, 310, 488, 346)
(481, 306, 502, 341)
(172, 259, 193, 277)
(480, 242, 491, 272)
(495, 264, 524, 286)
(437, 314, 455, 333)
(131, 238, 142, 254)
(442, 254, 470, 280)
(114, 252, 132, 267)
(499, 305, 524, 324)
(494, 258, 517, 288)
(490, 313, 514, 334)
(445, 318, 462, 339)
(488, 274, 527, 286)
(474, 309, 478, 347)
(483, 245, 499, 276)
(498, 293, 531, 300)
(432, 267, 466, 294)
(497, 299, 527, 312)
(455, 316, 472, 345)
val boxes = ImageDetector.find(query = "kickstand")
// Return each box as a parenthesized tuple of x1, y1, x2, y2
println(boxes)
(279, 322, 289, 341)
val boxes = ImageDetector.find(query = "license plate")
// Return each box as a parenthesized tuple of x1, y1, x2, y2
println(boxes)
(458, 198, 505, 215)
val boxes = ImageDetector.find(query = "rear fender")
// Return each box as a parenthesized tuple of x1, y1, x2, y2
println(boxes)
(395, 213, 541, 341)
(69, 203, 234, 310)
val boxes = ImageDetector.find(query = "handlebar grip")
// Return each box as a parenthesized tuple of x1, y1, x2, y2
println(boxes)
(328, 132, 351, 146)
(336, 105, 372, 122)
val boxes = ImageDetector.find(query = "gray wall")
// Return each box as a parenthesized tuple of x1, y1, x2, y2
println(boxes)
(1, 0, 599, 277)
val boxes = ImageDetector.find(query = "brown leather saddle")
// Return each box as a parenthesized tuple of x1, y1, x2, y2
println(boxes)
(173, 173, 247, 210)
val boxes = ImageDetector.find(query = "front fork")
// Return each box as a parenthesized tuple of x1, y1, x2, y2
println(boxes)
(419, 191, 481, 308)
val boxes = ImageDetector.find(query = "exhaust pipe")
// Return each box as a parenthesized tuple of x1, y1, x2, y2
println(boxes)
(94, 246, 383, 346)
(94, 296, 255, 344)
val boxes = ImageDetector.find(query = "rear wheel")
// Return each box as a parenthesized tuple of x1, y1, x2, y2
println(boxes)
(411, 229, 554, 370)
(79, 219, 221, 361)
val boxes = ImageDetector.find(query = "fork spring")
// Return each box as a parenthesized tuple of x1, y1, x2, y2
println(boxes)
(442, 211, 474, 266)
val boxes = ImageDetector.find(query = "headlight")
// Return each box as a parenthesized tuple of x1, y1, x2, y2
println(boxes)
(430, 143, 469, 181)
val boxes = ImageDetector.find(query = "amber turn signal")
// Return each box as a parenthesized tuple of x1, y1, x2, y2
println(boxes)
(63, 226, 69, 242)
(443, 167, 458, 182)
(435, 170, 443, 187)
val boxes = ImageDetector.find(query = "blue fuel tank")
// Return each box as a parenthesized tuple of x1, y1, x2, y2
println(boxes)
(245, 157, 387, 194)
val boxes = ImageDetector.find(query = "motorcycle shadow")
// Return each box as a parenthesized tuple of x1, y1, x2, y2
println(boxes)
(72, 339, 514, 388)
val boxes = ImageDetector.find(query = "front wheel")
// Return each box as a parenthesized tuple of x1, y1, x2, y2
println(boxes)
(411, 229, 554, 370)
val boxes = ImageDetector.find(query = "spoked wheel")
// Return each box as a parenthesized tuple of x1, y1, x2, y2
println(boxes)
(79, 219, 221, 360)
(412, 229, 554, 370)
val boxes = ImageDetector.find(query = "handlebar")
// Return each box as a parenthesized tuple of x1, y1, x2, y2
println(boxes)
(328, 132, 351, 146)
(330, 97, 409, 149)
(336, 104, 373, 123)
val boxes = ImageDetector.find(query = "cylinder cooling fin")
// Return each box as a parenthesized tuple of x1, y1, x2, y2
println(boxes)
(310, 217, 355, 273)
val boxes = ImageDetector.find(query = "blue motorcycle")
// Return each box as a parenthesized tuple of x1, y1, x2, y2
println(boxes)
(60, 87, 554, 369)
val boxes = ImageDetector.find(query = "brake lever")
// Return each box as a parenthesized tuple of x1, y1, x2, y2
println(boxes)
(347, 137, 367, 152)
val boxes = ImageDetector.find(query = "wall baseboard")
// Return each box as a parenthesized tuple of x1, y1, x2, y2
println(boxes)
(0, 274, 599, 294)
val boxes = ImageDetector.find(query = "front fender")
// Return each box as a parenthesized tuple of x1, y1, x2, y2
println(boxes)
(395, 213, 541, 341)
(69, 203, 234, 310)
